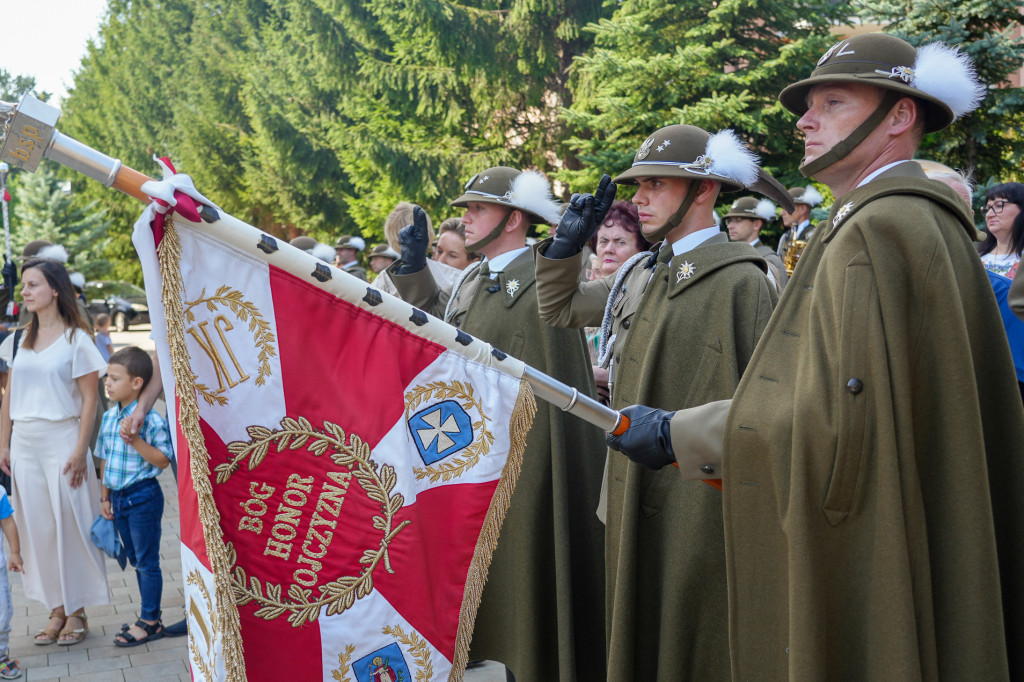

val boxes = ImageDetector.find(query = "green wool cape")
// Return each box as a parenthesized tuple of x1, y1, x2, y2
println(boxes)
(538, 234, 777, 680)
(723, 163, 1024, 680)
(390, 247, 607, 682)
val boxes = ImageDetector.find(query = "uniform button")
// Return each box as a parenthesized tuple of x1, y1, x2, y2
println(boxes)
(453, 319, 461, 328)
(846, 378, 864, 395)
(700, 464, 715, 475)
(622, 319, 631, 329)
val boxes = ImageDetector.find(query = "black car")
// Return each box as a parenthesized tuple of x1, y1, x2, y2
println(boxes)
(84, 281, 150, 331)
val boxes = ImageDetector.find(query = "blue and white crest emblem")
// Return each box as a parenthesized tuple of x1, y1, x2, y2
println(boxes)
(351, 642, 412, 682)
(408, 400, 473, 465)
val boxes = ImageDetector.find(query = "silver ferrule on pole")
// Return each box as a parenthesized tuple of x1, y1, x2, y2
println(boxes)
(0, 93, 122, 188)
(46, 131, 122, 188)
(522, 364, 621, 433)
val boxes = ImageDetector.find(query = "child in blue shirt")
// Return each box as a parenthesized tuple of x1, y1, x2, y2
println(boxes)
(0, 489, 22, 679)
(96, 347, 173, 647)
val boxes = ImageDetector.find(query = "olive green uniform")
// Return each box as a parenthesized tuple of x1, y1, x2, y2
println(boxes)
(753, 242, 788, 292)
(537, 233, 777, 680)
(390, 248, 607, 682)
(671, 164, 1024, 680)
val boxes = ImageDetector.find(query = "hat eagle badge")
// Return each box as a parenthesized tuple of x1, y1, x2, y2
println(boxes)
(636, 136, 655, 160)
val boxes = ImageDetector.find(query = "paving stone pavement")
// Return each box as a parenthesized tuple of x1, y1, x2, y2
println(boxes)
(9, 467, 189, 682)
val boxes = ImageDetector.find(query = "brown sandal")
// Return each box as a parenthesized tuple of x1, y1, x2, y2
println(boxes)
(35, 608, 66, 645)
(57, 609, 88, 645)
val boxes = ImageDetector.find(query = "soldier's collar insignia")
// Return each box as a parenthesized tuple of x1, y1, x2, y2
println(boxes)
(676, 261, 696, 282)
(637, 136, 655, 160)
(506, 279, 520, 297)
(833, 201, 855, 228)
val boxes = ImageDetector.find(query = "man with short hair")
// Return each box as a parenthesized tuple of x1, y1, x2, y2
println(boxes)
(388, 167, 607, 681)
(608, 33, 1024, 679)
(333, 235, 367, 281)
(723, 196, 788, 291)
(535, 124, 791, 680)
(366, 244, 399, 274)
(776, 184, 824, 261)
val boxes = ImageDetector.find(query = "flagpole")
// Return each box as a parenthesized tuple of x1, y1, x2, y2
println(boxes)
(0, 93, 630, 438)
(0, 162, 10, 261)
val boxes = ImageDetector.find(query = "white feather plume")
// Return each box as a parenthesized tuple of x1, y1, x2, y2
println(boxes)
(800, 185, 824, 207)
(912, 43, 985, 120)
(507, 170, 563, 225)
(348, 236, 366, 252)
(36, 244, 69, 263)
(754, 199, 777, 221)
(311, 243, 335, 263)
(706, 130, 760, 187)
(68, 272, 86, 288)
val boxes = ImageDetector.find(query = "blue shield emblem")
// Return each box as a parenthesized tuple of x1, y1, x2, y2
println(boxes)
(352, 642, 412, 682)
(408, 400, 473, 465)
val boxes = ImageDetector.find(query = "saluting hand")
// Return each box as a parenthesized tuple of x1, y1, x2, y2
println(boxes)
(396, 206, 430, 275)
(546, 174, 617, 259)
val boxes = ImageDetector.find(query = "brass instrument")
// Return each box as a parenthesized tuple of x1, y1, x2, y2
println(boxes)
(783, 238, 807, 276)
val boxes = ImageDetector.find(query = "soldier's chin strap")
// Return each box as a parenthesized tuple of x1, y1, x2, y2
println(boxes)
(466, 209, 513, 254)
(642, 180, 701, 243)
(800, 90, 901, 178)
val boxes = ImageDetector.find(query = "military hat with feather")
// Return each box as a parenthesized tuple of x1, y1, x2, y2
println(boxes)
(613, 124, 794, 241)
(450, 166, 562, 251)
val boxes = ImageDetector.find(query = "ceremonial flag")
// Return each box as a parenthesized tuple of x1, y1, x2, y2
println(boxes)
(132, 193, 536, 681)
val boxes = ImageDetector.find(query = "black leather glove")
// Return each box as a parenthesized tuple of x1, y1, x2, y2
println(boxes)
(545, 174, 617, 259)
(606, 404, 677, 470)
(395, 206, 430, 275)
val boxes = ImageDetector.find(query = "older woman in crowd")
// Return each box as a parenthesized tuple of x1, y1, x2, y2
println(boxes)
(582, 201, 650, 402)
(587, 200, 650, 279)
(978, 182, 1024, 279)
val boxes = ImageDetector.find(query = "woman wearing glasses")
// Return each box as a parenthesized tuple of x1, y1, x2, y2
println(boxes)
(978, 182, 1024, 278)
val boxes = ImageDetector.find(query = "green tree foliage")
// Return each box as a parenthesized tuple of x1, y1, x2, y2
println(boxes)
(561, 0, 853, 202)
(12, 161, 111, 278)
(244, 0, 610, 241)
(858, 0, 1024, 194)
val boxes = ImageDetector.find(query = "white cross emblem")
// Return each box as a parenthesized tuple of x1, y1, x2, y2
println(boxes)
(676, 261, 696, 282)
(506, 279, 520, 297)
(833, 201, 854, 228)
(416, 408, 462, 452)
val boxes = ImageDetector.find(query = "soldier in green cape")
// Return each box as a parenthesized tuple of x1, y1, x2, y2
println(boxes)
(609, 33, 1024, 681)
(386, 168, 607, 681)
(535, 124, 792, 680)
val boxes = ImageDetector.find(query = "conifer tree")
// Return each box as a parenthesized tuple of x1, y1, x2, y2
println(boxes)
(560, 0, 853, 197)
(858, 0, 1024, 191)
(12, 162, 111, 278)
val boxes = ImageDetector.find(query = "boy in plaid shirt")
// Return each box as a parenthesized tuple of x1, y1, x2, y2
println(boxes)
(97, 347, 173, 646)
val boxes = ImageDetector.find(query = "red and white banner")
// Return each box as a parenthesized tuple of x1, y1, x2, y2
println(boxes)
(133, 199, 534, 681)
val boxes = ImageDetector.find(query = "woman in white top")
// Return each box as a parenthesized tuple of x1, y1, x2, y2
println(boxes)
(978, 182, 1024, 279)
(0, 258, 109, 646)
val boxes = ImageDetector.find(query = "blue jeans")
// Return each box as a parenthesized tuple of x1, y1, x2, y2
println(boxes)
(111, 477, 164, 622)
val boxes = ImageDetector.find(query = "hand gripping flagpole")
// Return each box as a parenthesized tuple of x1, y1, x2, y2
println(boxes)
(0, 93, 630, 438)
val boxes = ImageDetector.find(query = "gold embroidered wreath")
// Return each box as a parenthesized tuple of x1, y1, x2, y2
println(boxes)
(216, 418, 410, 627)
(332, 624, 433, 682)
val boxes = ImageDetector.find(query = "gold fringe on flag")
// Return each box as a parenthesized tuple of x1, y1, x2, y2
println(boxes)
(449, 380, 537, 681)
(159, 217, 248, 681)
